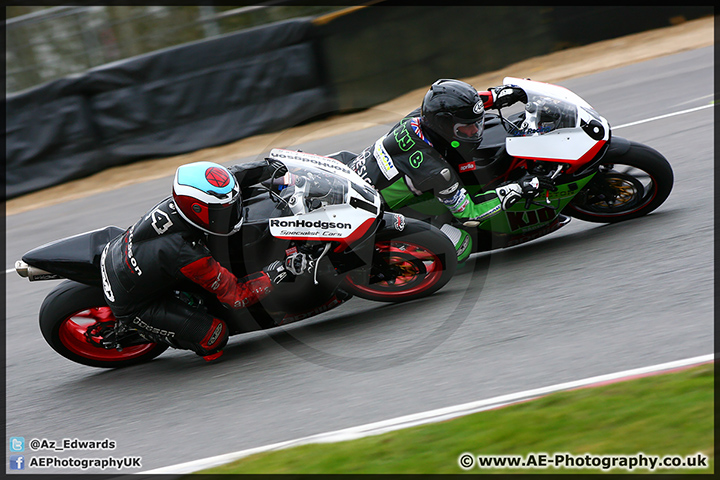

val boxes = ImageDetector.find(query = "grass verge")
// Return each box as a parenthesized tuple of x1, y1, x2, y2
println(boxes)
(194, 363, 713, 474)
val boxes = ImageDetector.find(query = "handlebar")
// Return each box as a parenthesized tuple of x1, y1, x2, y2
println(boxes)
(522, 165, 564, 210)
(273, 170, 343, 216)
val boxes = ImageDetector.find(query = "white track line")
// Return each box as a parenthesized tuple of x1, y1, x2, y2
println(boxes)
(613, 104, 713, 129)
(136, 353, 713, 475)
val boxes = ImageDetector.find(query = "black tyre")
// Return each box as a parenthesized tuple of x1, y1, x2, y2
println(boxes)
(564, 141, 673, 223)
(343, 221, 457, 302)
(39, 280, 167, 368)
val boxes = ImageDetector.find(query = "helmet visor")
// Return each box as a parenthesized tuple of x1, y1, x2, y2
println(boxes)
(205, 199, 243, 236)
(453, 117, 484, 141)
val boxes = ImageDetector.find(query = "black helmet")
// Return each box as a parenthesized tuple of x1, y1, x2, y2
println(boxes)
(421, 79, 485, 146)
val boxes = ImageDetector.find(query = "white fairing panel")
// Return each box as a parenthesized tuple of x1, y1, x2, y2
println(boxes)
(269, 205, 371, 240)
(502, 77, 610, 162)
(506, 128, 601, 161)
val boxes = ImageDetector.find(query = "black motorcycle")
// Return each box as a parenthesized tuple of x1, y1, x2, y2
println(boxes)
(16, 150, 457, 368)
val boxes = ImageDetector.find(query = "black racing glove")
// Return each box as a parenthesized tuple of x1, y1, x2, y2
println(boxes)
(263, 260, 289, 285)
(265, 158, 288, 178)
(229, 159, 288, 187)
(490, 85, 528, 109)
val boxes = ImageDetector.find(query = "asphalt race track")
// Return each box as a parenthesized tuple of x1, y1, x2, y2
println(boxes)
(5, 47, 713, 474)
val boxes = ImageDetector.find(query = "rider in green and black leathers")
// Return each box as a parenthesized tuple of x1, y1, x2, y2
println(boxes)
(340, 78, 554, 263)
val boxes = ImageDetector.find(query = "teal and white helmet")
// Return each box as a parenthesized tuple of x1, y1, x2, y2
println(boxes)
(172, 162, 242, 236)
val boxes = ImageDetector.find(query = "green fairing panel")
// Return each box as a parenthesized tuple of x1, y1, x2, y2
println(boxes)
(475, 173, 596, 233)
(381, 172, 596, 234)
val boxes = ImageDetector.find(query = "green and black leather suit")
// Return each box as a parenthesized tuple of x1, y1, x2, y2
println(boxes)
(341, 82, 533, 261)
(346, 107, 504, 231)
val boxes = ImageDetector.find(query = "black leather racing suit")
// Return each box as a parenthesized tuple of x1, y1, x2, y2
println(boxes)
(100, 161, 277, 357)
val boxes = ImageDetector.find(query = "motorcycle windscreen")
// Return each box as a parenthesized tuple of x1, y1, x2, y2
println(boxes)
(268, 176, 375, 243)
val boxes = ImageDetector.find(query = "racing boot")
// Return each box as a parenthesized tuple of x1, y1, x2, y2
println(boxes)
(192, 318, 229, 361)
(440, 224, 472, 266)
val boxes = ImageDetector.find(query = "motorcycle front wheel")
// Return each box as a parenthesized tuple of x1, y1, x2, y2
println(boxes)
(343, 222, 457, 302)
(39, 280, 168, 368)
(564, 141, 674, 223)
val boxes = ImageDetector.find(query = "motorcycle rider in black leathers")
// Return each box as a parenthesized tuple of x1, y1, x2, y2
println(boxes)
(100, 160, 309, 361)
(340, 78, 555, 263)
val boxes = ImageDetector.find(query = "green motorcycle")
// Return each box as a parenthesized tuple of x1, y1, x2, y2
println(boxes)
(373, 77, 674, 252)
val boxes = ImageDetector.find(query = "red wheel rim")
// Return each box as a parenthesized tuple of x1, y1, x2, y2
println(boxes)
(346, 240, 444, 298)
(58, 307, 159, 361)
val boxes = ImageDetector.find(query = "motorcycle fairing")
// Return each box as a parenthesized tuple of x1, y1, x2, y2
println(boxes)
(473, 173, 596, 234)
(266, 149, 382, 249)
(21, 226, 124, 286)
(503, 77, 610, 169)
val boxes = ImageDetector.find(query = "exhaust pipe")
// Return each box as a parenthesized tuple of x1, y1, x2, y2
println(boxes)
(15, 261, 62, 281)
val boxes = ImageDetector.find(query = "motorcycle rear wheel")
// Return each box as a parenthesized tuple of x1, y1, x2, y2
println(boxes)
(343, 222, 457, 302)
(39, 280, 168, 368)
(564, 141, 673, 223)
